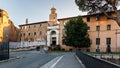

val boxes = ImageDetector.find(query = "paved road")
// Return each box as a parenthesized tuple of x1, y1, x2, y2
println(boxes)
(0, 51, 58, 68)
(54, 52, 83, 68)
(41, 52, 83, 68)
(0, 51, 83, 68)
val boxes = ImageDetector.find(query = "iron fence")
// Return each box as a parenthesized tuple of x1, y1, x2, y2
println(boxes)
(0, 42, 9, 60)
(76, 49, 120, 68)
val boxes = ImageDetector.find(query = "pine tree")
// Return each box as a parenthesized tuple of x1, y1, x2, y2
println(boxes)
(63, 16, 91, 48)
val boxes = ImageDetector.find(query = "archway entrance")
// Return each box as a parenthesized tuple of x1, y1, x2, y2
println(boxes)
(47, 27, 59, 46)
(52, 37, 56, 45)
(51, 31, 57, 45)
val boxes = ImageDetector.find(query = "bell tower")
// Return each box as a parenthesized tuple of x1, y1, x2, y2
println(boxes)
(47, 7, 60, 46)
(49, 7, 57, 26)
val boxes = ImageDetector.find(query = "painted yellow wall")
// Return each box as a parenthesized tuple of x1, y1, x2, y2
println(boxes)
(82, 14, 120, 52)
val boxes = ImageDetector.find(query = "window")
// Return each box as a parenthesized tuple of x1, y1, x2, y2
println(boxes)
(107, 25, 111, 30)
(96, 26, 100, 31)
(20, 34, 22, 37)
(52, 37, 56, 45)
(96, 38, 100, 45)
(88, 26, 90, 31)
(25, 26, 27, 29)
(62, 39, 65, 45)
(34, 32, 36, 36)
(34, 25, 36, 28)
(29, 25, 30, 28)
(106, 38, 111, 44)
(51, 31, 56, 35)
(40, 31, 42, 35)
(87, 16, 90, 22)
(63, 21, 67, 26)
(0, 13, 2, 17)
(23, 33, 25, 36)
(40, 24, 41, 27)
(28, 33, 30, 36)
(52, 37, 56, 41)
(62, 29, 65, 35)
(96, 15, 100, 21)
(22, 26, 24, 29)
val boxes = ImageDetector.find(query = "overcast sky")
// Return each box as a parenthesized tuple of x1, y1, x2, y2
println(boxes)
(0, 0, 86, 27)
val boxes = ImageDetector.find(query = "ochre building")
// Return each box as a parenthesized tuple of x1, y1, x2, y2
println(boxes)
(0, 9, 18, 42)
(19, 7, 120, 52)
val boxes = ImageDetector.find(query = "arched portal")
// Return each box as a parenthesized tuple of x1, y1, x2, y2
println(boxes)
(47, 29, 59, 46)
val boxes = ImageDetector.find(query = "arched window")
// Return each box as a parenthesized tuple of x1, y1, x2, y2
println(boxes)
(51, 31, 56, 35)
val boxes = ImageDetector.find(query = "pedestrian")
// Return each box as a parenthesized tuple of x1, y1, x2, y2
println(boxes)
(44, 46, 48, 53)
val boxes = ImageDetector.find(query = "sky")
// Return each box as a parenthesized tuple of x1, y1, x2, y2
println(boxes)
(0, 0, 86, 27)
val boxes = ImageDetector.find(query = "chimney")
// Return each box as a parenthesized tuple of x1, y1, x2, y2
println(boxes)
(26, 18, 28, 24)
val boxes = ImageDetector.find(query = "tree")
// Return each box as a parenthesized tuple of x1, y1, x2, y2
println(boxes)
(63, 16, 91, 48)
(75, 0, 120, 26)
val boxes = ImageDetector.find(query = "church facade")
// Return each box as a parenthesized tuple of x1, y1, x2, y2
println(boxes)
(19, 7, 120, 52)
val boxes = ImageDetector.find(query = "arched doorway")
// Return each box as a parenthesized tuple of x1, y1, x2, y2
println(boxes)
(47, 27, 59, 46)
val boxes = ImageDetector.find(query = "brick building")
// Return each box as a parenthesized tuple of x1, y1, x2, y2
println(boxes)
(19, 7, 120, 52)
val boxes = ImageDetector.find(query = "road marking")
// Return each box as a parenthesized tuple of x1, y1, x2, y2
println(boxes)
(75, 55, 86, 68)
(50, 55, 64, 68)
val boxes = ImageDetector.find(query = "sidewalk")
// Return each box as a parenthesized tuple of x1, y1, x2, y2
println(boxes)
(41, 52, 84, 68)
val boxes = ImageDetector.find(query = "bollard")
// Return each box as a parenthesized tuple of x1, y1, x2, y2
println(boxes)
(100, 54, 102, 58)
(112, 54, 113, 59)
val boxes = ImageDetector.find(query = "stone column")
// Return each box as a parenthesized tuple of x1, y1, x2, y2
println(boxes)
(47, 31, 50, 46)
(56, 30, 59, 45)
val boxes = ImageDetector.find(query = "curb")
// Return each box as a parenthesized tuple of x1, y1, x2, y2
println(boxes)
(0, 56, 21, 63)
(75, 55, 86, 68)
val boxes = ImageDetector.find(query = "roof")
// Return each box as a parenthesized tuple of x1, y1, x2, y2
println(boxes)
(57, 10, 118, 21)
(19, 10, 117, 27)
(51, 7, 56, 10)
(19, 21, 48, 26)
